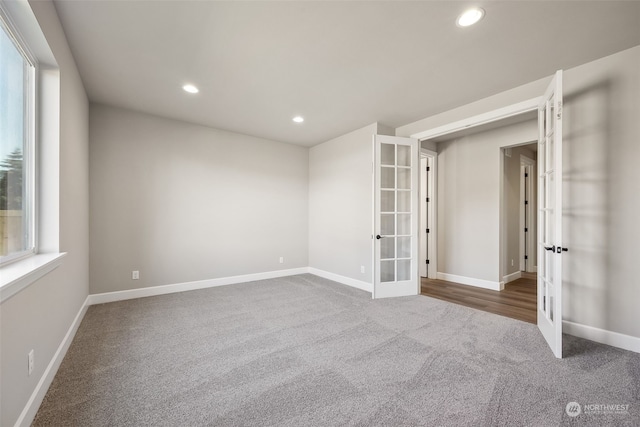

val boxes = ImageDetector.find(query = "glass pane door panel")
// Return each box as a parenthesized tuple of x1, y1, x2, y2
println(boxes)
(548, 135, 554, 172)
(397, 191, 410, 212)
(381, 167, 395, 189)
(397, 260, 411, 281)
(381, 237, 395, 259)
(397, 236, 411, 258)
(381, 143, 395, 166)
(397, 145, 411, 166)
(548, 98, 555, 133)
(381, 190, 395, 212)
(381, 260, 395, 282)
(397, 214, 411, 235)
(381, 214, 395, 235)
(397, 168, 411, 189)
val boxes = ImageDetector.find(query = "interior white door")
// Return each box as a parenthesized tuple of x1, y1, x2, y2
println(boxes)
(420, 157, 428, 278)
(537, 70, 564, 358)
(374, 135, 419, 298)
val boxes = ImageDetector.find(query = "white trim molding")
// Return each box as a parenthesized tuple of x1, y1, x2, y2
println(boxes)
(308, 268, 372, 293)
(563, 321, 640, 354)
(87, 268, 309, 305)
(503, 271, 522, 284)
(15, 295, 89, 427)
(0, 252, 66, 303)
(410, 97, 541, 141)
(437, 272, 504, 291)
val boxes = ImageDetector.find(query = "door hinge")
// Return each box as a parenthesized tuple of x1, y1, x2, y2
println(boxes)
(525, 172, 528, 178)
(525, 227, 528, 232)
(557, 102, 563, 120)
(426, 197, 430, 203)
(426, 166, 430, 171)
(426, 228, 430, 233)
(525, 200, 528, 205)
(525, 255, 528, 260)
(426, 260, 430, 265)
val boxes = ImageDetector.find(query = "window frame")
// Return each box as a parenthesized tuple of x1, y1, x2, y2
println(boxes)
(0, 7, 37, 266)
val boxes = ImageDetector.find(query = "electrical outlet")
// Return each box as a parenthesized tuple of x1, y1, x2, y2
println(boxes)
(279, 257, 284, 264)
(132, 270, 140, 280)
(360, 266, 365, 274)
(28, 350, 34, 376)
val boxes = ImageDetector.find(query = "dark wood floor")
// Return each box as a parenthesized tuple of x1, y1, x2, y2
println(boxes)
(421, 273, 537, 324)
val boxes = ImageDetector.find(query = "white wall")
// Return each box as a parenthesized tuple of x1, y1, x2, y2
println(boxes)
(0, 1, 90, 425)
(89, 105, 308, 294)
(398, 45, 640, 340)
(435, 121, 537, 284)
(308, 123, 378, 285)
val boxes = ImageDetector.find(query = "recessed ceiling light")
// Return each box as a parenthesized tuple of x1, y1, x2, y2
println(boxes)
(457, 8, 485, 27)
(292, 116, 304, 123)
(182, 84, 199, 94)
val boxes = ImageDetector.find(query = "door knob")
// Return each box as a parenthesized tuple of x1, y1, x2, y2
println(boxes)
(544, 245, 555, 251)
(376, 235, 384, 239)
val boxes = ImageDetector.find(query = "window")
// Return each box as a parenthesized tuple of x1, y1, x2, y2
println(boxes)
(0, 13, 35, 265)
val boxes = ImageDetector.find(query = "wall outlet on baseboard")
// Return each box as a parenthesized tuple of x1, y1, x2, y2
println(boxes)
(360, 266, 365, 274)
(511, 259, 514, 267)
(28, 349, 34, 376)
(279, 257, 284, 264)
(132, 270, 140, 280)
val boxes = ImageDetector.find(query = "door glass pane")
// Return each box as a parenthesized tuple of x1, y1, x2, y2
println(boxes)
(381, 190, 394, 212)
(381, 237, 395, 259)
(397, 214, 410, 235)
(397, 236, 411, 258)
(381, 166, 395, 189)
(397, 168, 410, 189)
(548, 98, 555, 133)
(381, 260, 395, 282)
(397, 145, 411, 166)
(381, 214, 395, 235)
(397, 190, 410, 212)
(381, 143, 395, 166)
(397, 259, 411, 281)
(547, 135, 554, 173)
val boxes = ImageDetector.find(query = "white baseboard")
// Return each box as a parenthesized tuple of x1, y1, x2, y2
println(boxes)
(503, 271, 522, 284)
(87, 267, 309, 305)
(437, 272, 504, 291)
(308, 268, 372, 293)
(563, 320, 640, 354)
(15, 296, 90, 427)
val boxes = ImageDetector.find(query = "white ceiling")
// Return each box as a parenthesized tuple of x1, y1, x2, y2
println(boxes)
(52, 0, 640, 147)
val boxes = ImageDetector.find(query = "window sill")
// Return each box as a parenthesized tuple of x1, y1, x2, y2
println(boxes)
(0, 252, 67, 303)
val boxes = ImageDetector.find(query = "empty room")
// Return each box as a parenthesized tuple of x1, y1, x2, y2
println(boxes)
(1, 1, 639, 426)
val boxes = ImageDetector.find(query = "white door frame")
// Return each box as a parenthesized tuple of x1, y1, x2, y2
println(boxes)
(419, 149, 437, 278)
(411, 99, 540, 291)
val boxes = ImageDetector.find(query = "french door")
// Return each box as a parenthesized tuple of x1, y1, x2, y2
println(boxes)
(537, 70, 564, 358)
(373, 135, 419, 298)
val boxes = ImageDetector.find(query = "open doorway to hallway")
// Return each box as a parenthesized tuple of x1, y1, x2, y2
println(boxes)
(418, 130, 540, 324)
(499, 142, 538, 322)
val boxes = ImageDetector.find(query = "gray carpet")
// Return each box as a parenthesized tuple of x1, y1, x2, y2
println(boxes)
(33, 274, 639, 426)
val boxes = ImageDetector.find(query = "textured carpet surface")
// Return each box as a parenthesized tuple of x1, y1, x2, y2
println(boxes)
(33, 274, 639, 426)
